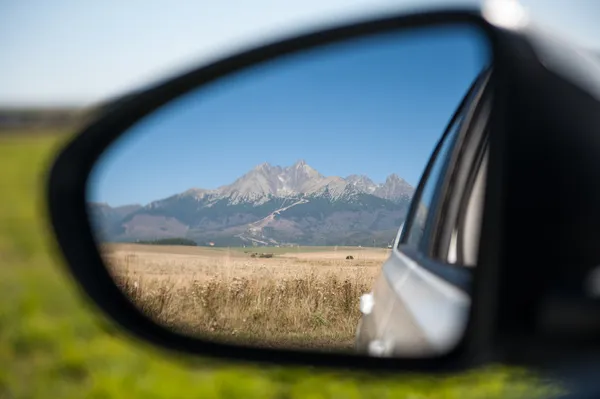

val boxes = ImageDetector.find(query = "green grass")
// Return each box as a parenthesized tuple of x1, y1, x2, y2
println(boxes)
(0, 131, 566, 398)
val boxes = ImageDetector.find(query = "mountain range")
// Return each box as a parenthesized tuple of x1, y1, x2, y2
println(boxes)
(88, 160, 415, 247)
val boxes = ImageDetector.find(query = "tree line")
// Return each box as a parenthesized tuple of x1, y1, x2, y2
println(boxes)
(136, 237, 198, 246)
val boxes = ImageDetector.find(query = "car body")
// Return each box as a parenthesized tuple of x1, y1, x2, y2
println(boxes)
(355, 69, 490, 357)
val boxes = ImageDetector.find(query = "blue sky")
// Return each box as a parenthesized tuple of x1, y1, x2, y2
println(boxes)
(89, 25, 490, 206)
(1, 0, 599, 107)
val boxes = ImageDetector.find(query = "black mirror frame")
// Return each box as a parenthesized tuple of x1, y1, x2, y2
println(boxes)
(46, 7, 504, 372)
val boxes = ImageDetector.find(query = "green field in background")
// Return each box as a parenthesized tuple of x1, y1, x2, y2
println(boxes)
(0, 131, 564, 398)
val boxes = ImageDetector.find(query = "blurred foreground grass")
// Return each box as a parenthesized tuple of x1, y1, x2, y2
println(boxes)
(0, 130, 565, 398)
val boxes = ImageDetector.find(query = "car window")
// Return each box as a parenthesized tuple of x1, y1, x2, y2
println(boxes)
(403, 113, 464, 249)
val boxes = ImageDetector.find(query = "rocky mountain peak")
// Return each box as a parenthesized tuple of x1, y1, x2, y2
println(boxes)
(374, 173, 414, 202)
(346, 174, 377, 194)
(181, 188, 214, 199)
(254, 162, 272, 171)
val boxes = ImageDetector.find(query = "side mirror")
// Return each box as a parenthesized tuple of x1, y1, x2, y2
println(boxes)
(47, 6, 516, 372)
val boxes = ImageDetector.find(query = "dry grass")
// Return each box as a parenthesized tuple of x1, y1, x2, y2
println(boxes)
(101, 244, 388, 352)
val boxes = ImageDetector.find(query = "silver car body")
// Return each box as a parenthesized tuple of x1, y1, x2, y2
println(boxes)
(356, 225, 470, 357)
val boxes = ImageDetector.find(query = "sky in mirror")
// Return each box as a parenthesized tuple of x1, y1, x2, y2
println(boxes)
(89, 25, 490, 207)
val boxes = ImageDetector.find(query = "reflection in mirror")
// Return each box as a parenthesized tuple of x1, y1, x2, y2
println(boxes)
(87, 24, 490, 356)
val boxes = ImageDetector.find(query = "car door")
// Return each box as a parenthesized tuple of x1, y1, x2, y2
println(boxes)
(355, 70, 491, 357)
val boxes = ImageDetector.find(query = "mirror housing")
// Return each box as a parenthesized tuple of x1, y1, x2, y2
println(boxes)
(49, 4, 600, 372)
(45, 7, 506, 372)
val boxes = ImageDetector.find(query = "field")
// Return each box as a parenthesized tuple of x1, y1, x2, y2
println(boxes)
(0, 130, 565, 398)
(101, 244, 387, 350)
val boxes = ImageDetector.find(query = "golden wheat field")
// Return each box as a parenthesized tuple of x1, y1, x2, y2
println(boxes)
(100, 244, 389, 352)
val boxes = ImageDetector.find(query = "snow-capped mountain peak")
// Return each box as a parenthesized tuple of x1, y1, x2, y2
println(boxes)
(174, 161, 413, 204)
(346, 174, 378, 194)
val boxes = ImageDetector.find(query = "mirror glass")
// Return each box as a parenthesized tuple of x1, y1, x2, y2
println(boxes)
(87, 23, 491, 357)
